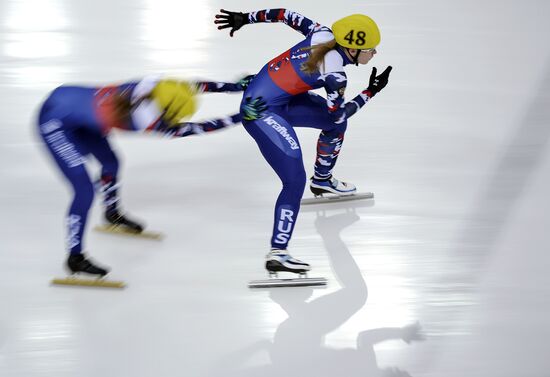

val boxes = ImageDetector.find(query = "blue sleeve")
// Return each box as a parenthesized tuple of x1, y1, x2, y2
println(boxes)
(152, 114, 242, 138)
(195, 82, 243, 93)
(194, 75, 256, 93)
(247, 9, 319, 37)
(117, 82, 140, 92)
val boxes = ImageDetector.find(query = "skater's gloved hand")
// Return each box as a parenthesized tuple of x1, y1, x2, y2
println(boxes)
(242, 96, 267, 121)
(151, 80, 197, 126)
(236, 74, 256, 91)
(400, 322, 425, 344)
(364, 66, 393, 98)
(215, 9, 249, 37)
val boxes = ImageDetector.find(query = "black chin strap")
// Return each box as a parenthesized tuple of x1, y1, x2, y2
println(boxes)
(348, 48, 360, 66)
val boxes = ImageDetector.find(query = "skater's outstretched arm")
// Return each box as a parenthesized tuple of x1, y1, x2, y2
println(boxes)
(215, 8, 319, 37)
(320, 66, 393, 124)
(357, 322, 425, 349)
(194, 74, 255, 93)
(153, 113, 242, 138)
(126, 76, 246, 135)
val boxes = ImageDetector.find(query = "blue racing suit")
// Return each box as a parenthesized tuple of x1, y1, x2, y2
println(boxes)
(37, 77, 244, 254)
(239, 9, 374, 249)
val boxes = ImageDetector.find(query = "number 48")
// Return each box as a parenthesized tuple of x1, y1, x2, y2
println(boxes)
(344, 30, 366, 46)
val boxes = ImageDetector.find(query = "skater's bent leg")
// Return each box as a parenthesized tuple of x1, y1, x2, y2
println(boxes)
(313, 123, 347, 180)
(285, 93, 349, 180)
(271, 164, 307, 249)
(66, 172, 95, 254)
(89, 135, 119, 178)
(38, 106, 111, 277)
(86, 133, 120, 214)
(87, 134, 144, 232)
(242, 112, 306, 250)
(37, 121, 93, 255)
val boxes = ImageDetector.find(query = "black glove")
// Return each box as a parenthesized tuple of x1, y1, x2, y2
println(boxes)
(214, 9, 249, 37)
(242, 96, 267, 121)
(365, 66, 393, 97)
(237, 74, 256, 91)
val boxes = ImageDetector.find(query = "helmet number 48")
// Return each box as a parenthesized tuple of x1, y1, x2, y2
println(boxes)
(344, 30, 366, 46)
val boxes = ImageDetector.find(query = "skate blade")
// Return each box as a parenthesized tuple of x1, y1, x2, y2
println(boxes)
(51, 277, 126, 289)
(301, 192, 374, 205)
(93, 225, 163, 240)
(248, 277, 327, 288)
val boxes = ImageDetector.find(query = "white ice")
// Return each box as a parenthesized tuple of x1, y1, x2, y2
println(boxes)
(1, 1, 550, 376)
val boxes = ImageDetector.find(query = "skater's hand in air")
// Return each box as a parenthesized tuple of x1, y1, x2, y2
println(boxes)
(215, 9, 249, 37)
(237, 74, 256, 91)
(400, 322, 425, 344)
(242, 96, 267, 121)
(365, 65, 393, 97)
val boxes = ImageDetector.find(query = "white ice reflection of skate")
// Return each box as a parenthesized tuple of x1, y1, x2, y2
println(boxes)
(211, 202, 425, 377)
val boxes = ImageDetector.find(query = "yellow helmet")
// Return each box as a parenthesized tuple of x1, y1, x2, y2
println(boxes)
(332, 14, 381, 49)
(151, 79, 197, 126)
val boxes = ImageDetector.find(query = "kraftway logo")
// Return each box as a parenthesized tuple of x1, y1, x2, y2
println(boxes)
(263, 116, 300, 150)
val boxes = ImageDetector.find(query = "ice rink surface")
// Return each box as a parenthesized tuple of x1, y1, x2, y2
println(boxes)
(1, 1, 550, 376)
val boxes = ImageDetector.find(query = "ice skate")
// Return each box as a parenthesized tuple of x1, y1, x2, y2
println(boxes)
(51, 254, 125, 289)
(248, 250, 327, 288)
(67, 253, 109, 276)
(302, 176, 373, 205)
(310, 176, 357, 196)
(105, 211, 144, 232)
(94, 211, 163, 240)
(265, 249, 311, 274)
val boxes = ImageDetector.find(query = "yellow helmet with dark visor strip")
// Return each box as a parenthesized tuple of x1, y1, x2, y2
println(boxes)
(332, 14, 380, 50)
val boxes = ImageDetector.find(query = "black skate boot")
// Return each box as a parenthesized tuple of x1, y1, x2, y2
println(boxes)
(105, 211, 144, 234)
(67, 254, 109, 277)
(265, 250, 311, 276)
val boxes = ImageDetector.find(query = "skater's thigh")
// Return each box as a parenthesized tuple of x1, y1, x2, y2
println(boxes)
(74, 129, 117, 163)
(243, 112, 305, 183)
(38, 123, 93, 190)
(286, 93, 339, 131)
